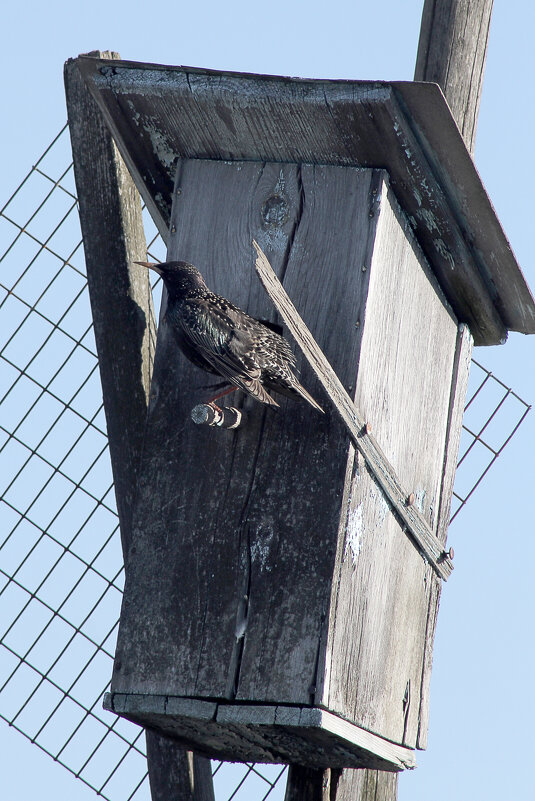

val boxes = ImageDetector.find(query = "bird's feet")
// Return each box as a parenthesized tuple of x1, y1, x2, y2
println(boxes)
(205, 385, 238, 408)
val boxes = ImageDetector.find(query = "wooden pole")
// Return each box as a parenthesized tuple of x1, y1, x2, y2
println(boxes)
(64, 50, 214, 801)
(284, 2, 493, 799)
(414, 0, 494, 153)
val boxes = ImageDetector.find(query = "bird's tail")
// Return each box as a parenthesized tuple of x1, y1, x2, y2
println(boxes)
(293, 382, 324, 413)
(268, 379, 324, 413)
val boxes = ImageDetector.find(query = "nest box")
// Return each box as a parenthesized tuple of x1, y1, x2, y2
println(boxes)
(75, 58, 535, 772)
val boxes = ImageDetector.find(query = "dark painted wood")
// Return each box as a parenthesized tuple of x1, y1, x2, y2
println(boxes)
(65, 51, 214, 801)
(415, 0, 494, 153)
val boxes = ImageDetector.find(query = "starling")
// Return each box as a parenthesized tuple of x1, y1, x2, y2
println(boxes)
(135, 260, 323, 412)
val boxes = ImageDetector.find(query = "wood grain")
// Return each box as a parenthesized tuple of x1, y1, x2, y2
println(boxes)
(113, 161, 376, 707)
(105, 694, 416, 771)
(315, 178, 459, 746)
(74, 55, 535, 343)
(110, 160, 465, 763)
(253, 238, 454, 581)
(64, 52, 155, 556)
(65, 51, 214, 801)
(415, 0, 494, 153)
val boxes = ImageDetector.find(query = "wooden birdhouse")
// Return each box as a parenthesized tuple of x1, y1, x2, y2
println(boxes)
(67, 55, 535, 773)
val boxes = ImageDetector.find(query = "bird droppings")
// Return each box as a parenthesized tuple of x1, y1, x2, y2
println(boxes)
(345, 504, 364, 565)
(433, 238, 456, 269)
(250, 538, 273, 572)
(142, 122, 177, 171)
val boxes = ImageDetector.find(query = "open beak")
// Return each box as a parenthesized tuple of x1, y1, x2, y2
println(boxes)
(134, 261, 163, 275)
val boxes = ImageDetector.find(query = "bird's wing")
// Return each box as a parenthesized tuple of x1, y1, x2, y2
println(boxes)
(178, 297, 280, 406)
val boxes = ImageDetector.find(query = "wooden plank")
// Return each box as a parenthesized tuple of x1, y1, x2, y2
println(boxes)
(145, 738, 214, 801)
(64, 51, 155, 556)
(74, 56, 535, 342)
(113, 161, 380, 708)
(436, 323, 474, 543)
(253, 239, 454, 581)
(284, 766, 335, 801)
(105, 694, 415, 771)
(299, 709, 415, 770)
(328, 769, 398, 801)
(233, 165, 379, 705)
(415, 0, 494, 153)
(254, 177, 460, 748)
(65, 52, 213, 801)
(415, 322, 472, 749)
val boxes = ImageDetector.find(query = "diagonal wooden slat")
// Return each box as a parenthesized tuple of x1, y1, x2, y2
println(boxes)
(253, 239, 453, 581)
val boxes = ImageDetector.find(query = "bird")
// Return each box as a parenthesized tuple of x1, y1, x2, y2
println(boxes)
(134, 259, 323, 412)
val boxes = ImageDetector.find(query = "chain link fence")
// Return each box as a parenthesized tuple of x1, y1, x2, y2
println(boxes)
(0, 125, 529, 801)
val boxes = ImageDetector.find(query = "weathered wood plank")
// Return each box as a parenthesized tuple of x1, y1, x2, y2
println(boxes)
(64, 51, 155, 556)
(234, 165, 379, 704)
(145, 736, 215, 801)
(253, 238, 454, 581)
(415, 0, 494, 153)
(105, 694, 415, 771)
(284, 766, 335, 801)
(74, 56, 535, 342)
(415, 322, 472, 750)
(111, 160, 463, 762)
(315, 181, 459, 747)
(331, 769, 398, 801)
(435, 323, 474, 543)
(65, 51, 213, 801)
(114, 161, 377, 706)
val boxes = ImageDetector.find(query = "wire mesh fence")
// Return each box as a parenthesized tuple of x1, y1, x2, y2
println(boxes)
(0, 125, 530, 801)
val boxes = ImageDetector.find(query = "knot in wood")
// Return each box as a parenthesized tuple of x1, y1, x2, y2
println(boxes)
(261, 194, 289, 227)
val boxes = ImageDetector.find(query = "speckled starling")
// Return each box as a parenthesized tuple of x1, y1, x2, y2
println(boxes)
(135, 260, 323, 412)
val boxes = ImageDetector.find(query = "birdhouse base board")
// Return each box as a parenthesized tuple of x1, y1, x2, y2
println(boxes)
(103, 693, 416, 771)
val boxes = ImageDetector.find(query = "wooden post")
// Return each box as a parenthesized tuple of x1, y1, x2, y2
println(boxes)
(284, 2, 493, 799)
(64, 50, 214, 801)
(415, 0, 494, 153)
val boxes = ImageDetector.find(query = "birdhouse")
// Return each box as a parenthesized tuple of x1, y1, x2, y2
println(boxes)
(71, 56, 535, 772)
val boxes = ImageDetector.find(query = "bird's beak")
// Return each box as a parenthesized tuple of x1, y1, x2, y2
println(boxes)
(134, 261, 163, 275)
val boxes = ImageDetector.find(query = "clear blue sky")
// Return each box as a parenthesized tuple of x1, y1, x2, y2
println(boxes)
(1, 1, 534, 799)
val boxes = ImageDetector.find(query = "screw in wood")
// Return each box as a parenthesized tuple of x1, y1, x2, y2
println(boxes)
(406, 492, 415, 506)
(364, 422, 372, 435)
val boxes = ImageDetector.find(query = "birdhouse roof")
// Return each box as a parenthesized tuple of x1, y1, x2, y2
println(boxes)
(74, 56, 535, 345)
